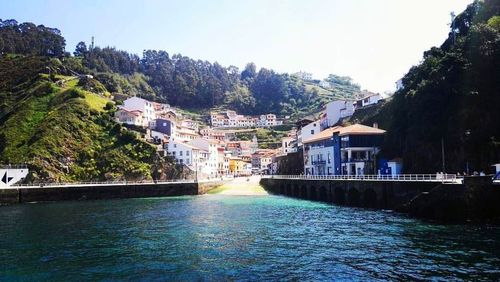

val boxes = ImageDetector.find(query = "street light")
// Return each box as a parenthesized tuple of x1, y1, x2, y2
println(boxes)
(464, 129, 471, 175)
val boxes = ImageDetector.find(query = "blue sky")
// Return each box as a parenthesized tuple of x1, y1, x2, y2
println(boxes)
(1, 0, 472, 93)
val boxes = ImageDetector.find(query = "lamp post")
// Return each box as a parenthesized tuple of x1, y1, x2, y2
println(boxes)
(464, 130, 471, 175)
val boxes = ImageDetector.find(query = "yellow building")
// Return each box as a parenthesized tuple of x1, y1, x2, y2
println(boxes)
(229, 157, 251, 176)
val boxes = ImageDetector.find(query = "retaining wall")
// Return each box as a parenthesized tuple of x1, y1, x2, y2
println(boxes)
(0, 181, 227, 205)
(260, 177, 499, 222)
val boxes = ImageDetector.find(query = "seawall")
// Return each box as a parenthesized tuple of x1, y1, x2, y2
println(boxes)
(260, 177, 500, 222)
(0, 180, 227, 205)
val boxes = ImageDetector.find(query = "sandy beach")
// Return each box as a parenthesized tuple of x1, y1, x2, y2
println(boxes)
(212, 175, 268, 196)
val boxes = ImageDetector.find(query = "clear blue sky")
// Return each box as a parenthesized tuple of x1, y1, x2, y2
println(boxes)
(1, 0, 472, 93)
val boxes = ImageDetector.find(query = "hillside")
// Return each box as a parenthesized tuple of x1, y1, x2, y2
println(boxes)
(350, 0, 500, 173)
(0, 56, 180, 182)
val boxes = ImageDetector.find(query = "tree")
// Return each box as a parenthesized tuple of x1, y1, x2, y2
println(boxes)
(74, 41, 87, 57)
(241, 62, 257, 81)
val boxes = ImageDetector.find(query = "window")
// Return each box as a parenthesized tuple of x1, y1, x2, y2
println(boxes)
(180, 151, 183, 156)
(174, 144, 177, 148)
(328, 153, 331, 163)
(311, 130, 314, 135)
(186, 151, 190, 156)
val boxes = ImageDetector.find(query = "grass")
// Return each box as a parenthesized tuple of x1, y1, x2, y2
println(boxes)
(84, 91, 109, 112)
(0, 71, 159, 182)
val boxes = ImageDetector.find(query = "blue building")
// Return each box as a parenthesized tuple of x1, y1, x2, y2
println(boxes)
(154, 118, 174, 135)
(332, 124, 386, 175)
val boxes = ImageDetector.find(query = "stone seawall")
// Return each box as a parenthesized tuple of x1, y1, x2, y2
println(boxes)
(260, 177, 500, 222)
(0, 181, 228, 205)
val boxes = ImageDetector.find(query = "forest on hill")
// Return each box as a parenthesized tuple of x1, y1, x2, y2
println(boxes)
(352, 0, 499, 173)
(0, 18, 362, 118)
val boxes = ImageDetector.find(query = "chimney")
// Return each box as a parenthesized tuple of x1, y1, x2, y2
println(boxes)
(373, 122, 378, 129)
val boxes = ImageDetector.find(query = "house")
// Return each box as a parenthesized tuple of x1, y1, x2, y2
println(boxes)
(166, 140, 205, 171)
(122, 97, 157, 126)
(226, 140, 255, 156)
(355, 92, 384, 109)
(229, 157, 251, 176)
(251, 149, 275, 173)
(217, 149, 231, 176)
(332, 124, 386, 175)
(281, 136, 297, 155)
(319, 80, 331, 89)
(200, 128, 226, 141)
(292, 71, 313, 81)
(115, 108, 144, 126)
(320, 100, 355, 130)
(303, 127, 339, 175)
(210, 110, 281, 128)
(301, 119, 321, 142)
(188, 138, 220, 177)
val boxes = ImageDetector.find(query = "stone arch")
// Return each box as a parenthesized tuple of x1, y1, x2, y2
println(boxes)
(363, 188, 377, 208)
(347, 188, 361, 206)
(334, 187, 345, 205)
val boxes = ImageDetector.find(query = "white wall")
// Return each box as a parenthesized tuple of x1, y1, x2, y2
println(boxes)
(301, 121, 321, 141)
(0, 168, 29, 187)
(324, 100, 354, 128)
(123, 97, 156, 126)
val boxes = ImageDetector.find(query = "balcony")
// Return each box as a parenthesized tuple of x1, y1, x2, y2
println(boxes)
(311, 160, 327, 165)
(341, 157, 372, 163)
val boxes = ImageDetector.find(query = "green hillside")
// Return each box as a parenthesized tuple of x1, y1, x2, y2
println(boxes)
(350, 0, 500, 173)
(0, 56, 177, 182)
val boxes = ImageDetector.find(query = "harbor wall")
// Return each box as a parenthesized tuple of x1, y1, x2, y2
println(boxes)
(260, 177, 499, 222)
(0, 181, 227, 205)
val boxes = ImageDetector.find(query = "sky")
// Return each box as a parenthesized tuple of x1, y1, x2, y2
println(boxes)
(1, 0, 473, 93)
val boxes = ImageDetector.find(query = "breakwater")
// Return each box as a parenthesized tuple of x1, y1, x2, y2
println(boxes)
(0, 180, 227, 205)
(260, 176, 500, 222)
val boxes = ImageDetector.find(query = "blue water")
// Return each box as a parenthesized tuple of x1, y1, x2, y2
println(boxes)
(0, 194, 499, 281)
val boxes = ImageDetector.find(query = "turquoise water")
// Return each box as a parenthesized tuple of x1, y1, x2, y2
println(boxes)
(0, 194, 499, 281)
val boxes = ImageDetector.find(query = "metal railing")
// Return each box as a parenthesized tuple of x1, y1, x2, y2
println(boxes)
(0, 164, 29, 169)
(8, 177, 233, 189)
(262, 174, 459, 183)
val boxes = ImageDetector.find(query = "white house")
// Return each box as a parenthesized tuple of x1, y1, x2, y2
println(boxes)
(188, 138, 220, 177)
(166, 140, 212, 178)
(301, 119, 321, 142)
(355, 92, 384, 109)
(123, 96, 156, 126)
(320, 100, 355, 129)
(281, 136, 297, 155)
(115, 108, 144, 126)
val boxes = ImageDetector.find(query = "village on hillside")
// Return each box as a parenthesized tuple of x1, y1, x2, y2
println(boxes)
(114, 92, 397, 179)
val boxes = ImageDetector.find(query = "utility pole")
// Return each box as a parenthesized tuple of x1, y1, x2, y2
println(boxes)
(441, 137, 446, 173)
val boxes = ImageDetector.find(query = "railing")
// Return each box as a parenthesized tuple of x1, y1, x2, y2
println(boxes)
(9, 177, 233, 188)
(262, 174, 459, 183)
(0, 164, 29, 169)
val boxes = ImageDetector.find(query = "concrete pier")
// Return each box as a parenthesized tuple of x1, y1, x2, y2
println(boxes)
(0, 180, 227, 205)
(260, 176, 500, 222)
